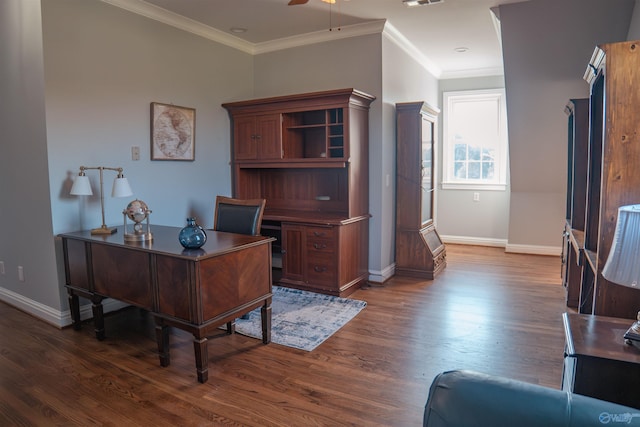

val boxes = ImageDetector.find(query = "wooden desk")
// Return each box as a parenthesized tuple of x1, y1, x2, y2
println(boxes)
(60, 225, 274, 383)
(562, 312, 640, 408)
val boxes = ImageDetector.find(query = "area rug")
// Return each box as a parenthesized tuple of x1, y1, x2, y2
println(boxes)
(234, 286, 367, 351)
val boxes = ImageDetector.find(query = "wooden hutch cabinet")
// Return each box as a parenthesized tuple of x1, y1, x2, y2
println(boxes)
(570, 40, 640, 318)
(395, 101, 446, 279)
(223, 88, 375, 297)
(562, 98, 589, 309)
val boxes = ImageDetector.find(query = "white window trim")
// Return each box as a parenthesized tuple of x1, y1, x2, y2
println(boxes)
(442, 88, 508, 191)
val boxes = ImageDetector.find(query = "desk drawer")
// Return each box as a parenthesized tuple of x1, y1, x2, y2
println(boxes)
(91, 244, 153, 309)
(306, 252, 336, 285)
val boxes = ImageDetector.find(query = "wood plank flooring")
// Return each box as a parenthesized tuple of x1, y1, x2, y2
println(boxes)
(0, 244, 568, 426)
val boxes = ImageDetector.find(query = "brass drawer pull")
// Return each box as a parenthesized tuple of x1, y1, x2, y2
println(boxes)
(313, 243, 327, 250)
(313, 266, 328, 272)
(313, 231, 326, 237)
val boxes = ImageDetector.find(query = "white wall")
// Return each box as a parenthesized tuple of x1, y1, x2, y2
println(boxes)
(499, 0, 635, 254)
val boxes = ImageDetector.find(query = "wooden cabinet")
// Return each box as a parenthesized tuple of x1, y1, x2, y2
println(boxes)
(562, 98, 589, 309)
(572, 40, 640, 318)
(233, 114, 282, 160)
(395, 101, 446, 279)
(223, 89, 375, 297)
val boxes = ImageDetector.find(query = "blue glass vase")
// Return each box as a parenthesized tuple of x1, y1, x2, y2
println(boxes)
(178, 217, 207, 249)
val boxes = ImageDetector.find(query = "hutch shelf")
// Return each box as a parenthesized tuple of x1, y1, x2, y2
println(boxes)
(562, 98, 589, 310)
(223, 88, 375, 297)
(564, 40, 640, 318)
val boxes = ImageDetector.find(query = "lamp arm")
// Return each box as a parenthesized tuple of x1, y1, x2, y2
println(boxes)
(77, 166, 126, 231)
(79, 166, 125, 177)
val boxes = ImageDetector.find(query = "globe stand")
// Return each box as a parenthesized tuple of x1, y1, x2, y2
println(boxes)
(123, 199, 153, 242)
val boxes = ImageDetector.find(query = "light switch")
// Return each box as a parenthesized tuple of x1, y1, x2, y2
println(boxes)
(132, 146, 140, 161)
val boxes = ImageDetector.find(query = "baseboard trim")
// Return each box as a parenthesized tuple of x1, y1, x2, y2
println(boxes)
(0, 286, 129, 328)
(368, 263, 395, 284)
(440, 235, 561, 256)
(440, 235, 508, 248)
(504, 243, 561, 256)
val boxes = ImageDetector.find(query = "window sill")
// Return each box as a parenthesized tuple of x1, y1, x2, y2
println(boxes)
(441, 182, 507, 191)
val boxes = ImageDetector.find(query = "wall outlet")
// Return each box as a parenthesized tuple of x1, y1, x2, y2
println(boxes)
(0, 261, 4, 275)
(473, 192, 480, 202)
(131, 146, 140, 161)
(18, 266, 24, 282)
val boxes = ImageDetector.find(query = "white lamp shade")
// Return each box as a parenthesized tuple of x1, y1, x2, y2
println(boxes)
(112, 177, 133, 197)
(602, 204, 640, 287)
(70, 175, 93, 196)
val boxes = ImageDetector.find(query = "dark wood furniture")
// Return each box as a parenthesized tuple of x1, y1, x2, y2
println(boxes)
(395, 101, 446, 279)
(213, 195, 266, 236)
(60, 225, 274, 383)
(562, 98, 589, 309)
(562, 312, 640, 408)
(563, 40, 640, 318)
(222, 88, 375, 297)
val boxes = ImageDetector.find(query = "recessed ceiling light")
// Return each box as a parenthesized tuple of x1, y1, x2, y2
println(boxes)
(403, 0, 443, 7)
(454, 47, 469, 53)
(230, 27, 247, 34)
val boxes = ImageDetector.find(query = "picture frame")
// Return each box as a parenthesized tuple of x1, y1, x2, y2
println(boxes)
(150, 102, 196, 161)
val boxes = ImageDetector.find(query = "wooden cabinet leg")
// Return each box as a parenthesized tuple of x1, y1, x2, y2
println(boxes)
(91, 297, 105, 341)
(68, 292, 82, 330)
(193, 337, 208, 383)
(155, 317, 170, 367)
(261, 298, 271, 344)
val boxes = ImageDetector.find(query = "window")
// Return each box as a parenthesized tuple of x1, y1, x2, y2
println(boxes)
(442, 89, 508, 190)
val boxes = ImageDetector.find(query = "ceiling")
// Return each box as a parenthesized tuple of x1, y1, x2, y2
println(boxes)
(104, 0, 526, 79)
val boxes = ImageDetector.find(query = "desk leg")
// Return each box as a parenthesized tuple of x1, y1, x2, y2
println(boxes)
(91, 297, 105, 341)
(68, 291, 82, 331)
(261, 298, 272, 344)
(154, 317, 170, 367)
(226, 320, 235, 335)
(193, 337, 208, 383)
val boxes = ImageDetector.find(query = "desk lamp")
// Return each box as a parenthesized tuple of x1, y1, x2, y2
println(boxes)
(70, 166, 133, 235)
(602, 204, 640, 345)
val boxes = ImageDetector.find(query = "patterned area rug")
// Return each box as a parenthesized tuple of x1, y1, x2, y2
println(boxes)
(234, 286, 367, 351)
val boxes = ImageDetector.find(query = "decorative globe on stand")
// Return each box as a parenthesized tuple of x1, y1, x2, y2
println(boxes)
(123, 199, 153, 242)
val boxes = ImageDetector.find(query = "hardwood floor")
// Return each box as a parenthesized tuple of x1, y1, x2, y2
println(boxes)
(0, 244, 568, 426)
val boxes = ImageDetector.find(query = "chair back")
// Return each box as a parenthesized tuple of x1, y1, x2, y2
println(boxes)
(213, 196, 266, 236)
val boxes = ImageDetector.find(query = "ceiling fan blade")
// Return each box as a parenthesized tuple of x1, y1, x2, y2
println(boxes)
(288, 0, 309, 5)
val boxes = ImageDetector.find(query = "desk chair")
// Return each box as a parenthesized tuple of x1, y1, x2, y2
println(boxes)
(213, 196, 266, 236)
(213, 196, 267, 332)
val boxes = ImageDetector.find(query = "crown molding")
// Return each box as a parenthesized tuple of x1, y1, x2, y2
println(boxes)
(440, 66, 504, 79)
(381, 22, 442, 78)
(100, 0, 254, 54)
(254, 20, 387, 54)
(100, 0, 476, 78)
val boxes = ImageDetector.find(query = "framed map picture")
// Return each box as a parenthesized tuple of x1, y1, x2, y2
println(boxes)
(150, 102, 195, 161)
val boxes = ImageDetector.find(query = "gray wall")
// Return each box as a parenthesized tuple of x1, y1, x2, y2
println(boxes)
(499, 0, 635, 253)
(381, 36, 439, 279)
(253, 33, 441, 281)
(0, 0, 60, 313)
(437, 76, 510, 247)
(4, 0, 640, 326)
(44, 0, 253, 235)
